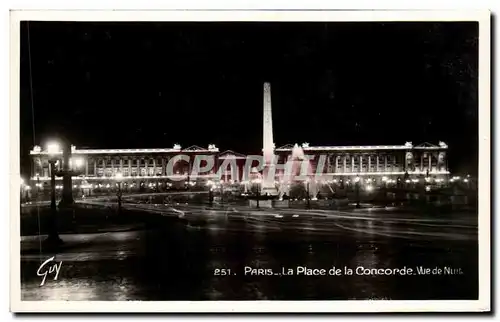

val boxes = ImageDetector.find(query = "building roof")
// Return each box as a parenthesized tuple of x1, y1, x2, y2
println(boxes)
(30, 144, 219, 155)
(218, 150, 247, 159)
(275, 142, 447, 152)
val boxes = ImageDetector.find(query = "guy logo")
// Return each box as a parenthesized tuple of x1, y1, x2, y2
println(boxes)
(37, 256, 62, 286)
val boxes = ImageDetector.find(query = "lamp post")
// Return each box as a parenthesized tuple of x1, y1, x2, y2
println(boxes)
(36, 173, 40, 200)
(354, 176, 361, 209)
(254, 178, 261, 208)
(219, 179, 224, 206)
(382, 176, 388, 207)
(207, 180, 214, 207)
(46, 142, 63, 246)
(305, 179, 311, 209)
(115, 172, 123, 215)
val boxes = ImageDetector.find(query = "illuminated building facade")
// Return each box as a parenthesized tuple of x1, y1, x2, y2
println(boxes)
(27, 140, 450, 193)
(28, 144, 221, 193)
(273, 141, 450, 185)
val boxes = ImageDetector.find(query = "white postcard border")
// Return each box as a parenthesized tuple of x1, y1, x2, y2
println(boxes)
(9, 9, 491, 313)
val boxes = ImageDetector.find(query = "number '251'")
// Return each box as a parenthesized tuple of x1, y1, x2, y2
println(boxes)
(214, 268, 232, 276)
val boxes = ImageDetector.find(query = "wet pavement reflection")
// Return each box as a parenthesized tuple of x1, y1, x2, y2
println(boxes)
(21, 208, 478, 301)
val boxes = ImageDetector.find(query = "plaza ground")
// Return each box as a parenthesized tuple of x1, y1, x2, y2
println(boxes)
(19, 198, 478, 301)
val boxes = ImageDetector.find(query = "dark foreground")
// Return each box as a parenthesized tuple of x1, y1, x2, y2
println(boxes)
(20, 203, 478, 301)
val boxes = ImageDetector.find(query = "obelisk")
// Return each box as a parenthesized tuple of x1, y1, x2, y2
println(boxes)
(261, 82, 278, 196)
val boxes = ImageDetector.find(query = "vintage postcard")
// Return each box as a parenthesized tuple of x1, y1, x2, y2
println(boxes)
(9, 10, 490, 313)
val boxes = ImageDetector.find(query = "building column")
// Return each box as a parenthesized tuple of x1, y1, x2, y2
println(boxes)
(162, 158, 166, 176)
(428, 153, 432, 173)
(368, 155, 371, 173)
(119, 159, 123, 173)
(145, 158, 149, 177)
(384, 155, 388, 172)
(94, 159, 97, 177)
(351, 155, 355, 173)
(343, 155, 347, 173)
(421, 154, 424, 172)
(335, 156, 339, 173)
(85, 159, 89, 176)
(376, 156, 379, 173)
(359, 155, 363, 173)
(137, 158, 140, 176)
(128, 159, 132, 176)
(153, 158, 156, 176)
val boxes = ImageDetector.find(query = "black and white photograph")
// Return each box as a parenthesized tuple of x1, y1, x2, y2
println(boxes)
(10, 10, 490, 313)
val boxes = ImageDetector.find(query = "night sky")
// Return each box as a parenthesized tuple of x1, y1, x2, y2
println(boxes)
(20, 21, 478, 175)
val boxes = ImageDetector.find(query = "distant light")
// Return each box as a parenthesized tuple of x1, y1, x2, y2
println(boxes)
(20, 178, 24, 186)
(24, 185, 31, 191)
(463, 179, 469, 183)
(366, 178, 372, 183)
(366, 185, 373, 192)
(382, 176, 388, 182)
(332, 179, 338, 183)
(73, 185, 77, 188)
(412, 179, 419, 183)
(115, 172, 123, 180)
(425, 186, 431, 192)
(405, 179, 411, 183)
(73, 157, 83, 168)
(47, 142, 60, 155)
(354, 176, 360, 183)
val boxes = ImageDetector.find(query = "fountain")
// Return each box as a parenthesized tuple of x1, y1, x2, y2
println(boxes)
(278, 143, 319, 200)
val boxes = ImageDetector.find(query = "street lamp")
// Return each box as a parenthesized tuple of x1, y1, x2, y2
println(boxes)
(46, 141, 63, 246)
(305, 179, 311, 209)
(35, 173, 40, 200)
(207, 180, 215, 207)
(219, 179, 224, 205)
(354, 176, 361, 209)
(116, 172, 123, 214)
(254, 178, 262, 208)
(381, 176, 388, 207)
